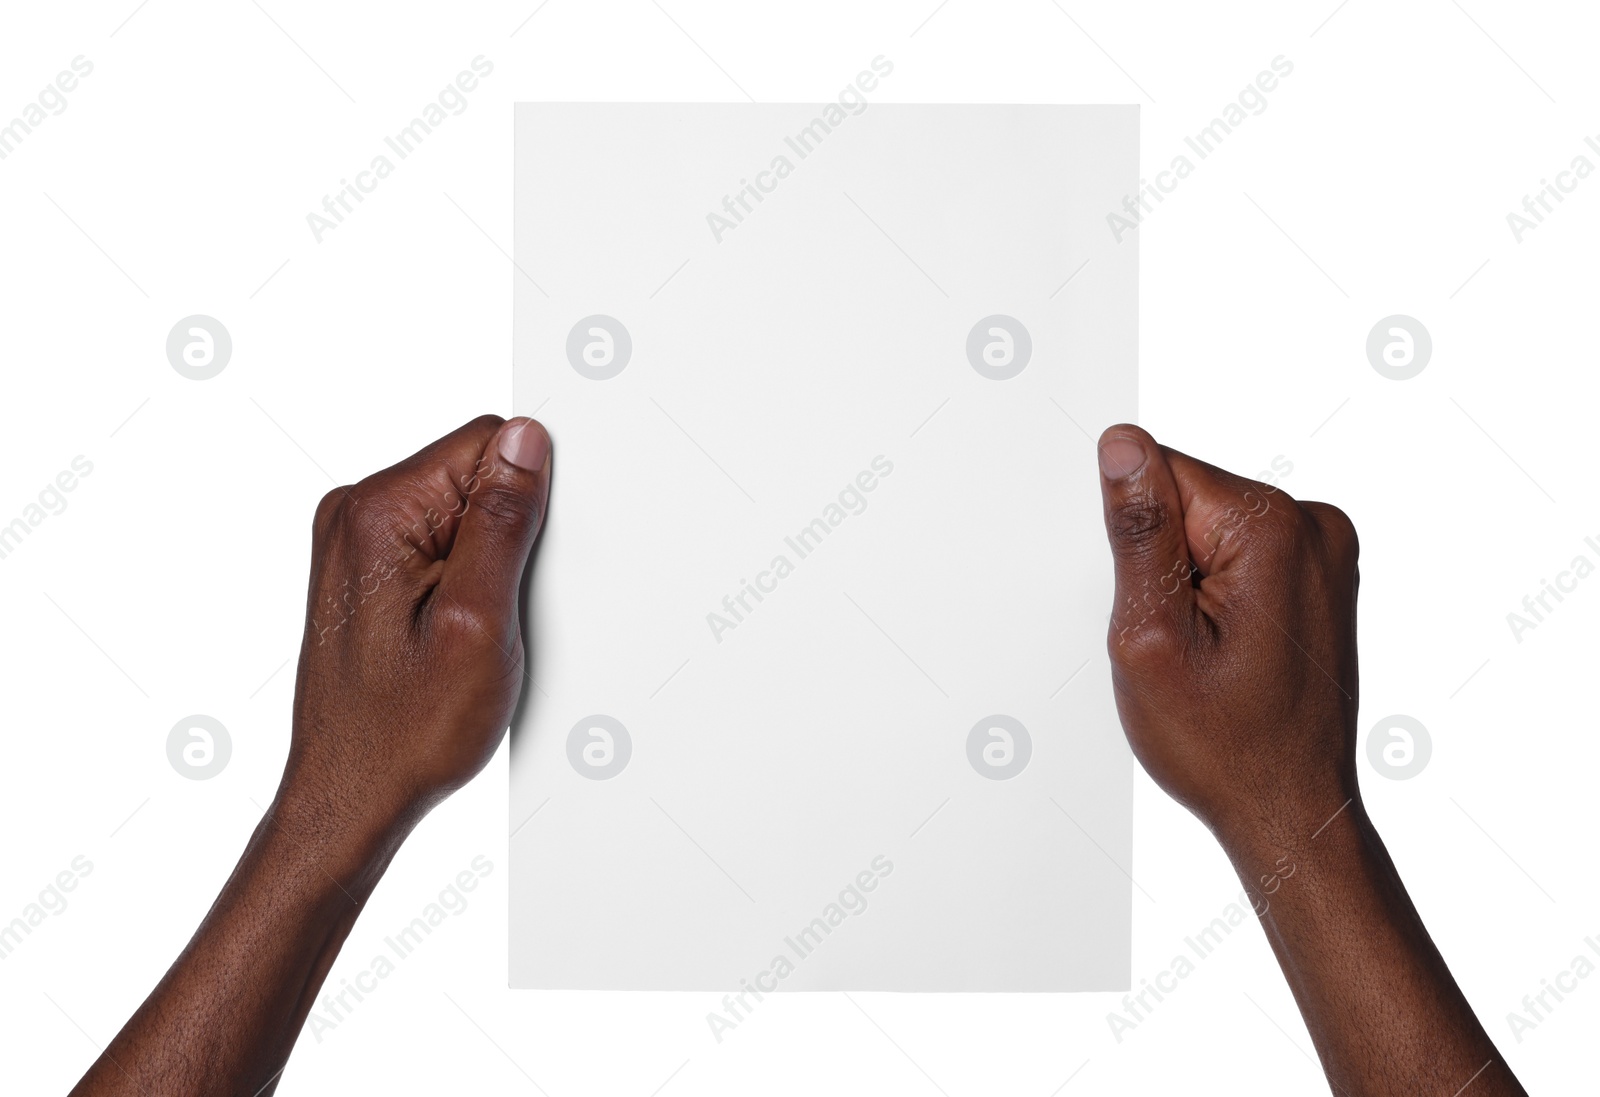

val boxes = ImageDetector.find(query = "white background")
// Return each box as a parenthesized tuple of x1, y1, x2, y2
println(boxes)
(1, 1, 1595, 1093)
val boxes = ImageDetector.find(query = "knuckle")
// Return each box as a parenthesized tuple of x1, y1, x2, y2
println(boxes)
(1303, 501, 1360, 561)
(343, 495, 412, 550)
(347, 499, 389, 540)
(1109, 618, 1179, 667)
(313, 488, 351, 536)
(1108, 612, 1204, 683)
(1230, 499, 1301, 558)
(431, 596, 498, 643)
(1263, 504, 1307, 544)
(463, 412, 506, 436)
(1108, 496, 1171, 552)
(470, 483, 534, 530)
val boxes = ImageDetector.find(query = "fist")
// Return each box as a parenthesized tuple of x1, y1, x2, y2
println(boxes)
(1096, 424, 1360, 847)
(281, 415, 552, 835)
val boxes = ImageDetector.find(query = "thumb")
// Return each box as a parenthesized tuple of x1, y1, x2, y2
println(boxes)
(440, 417, 552, 623)
(1097, 424, 1198, 650)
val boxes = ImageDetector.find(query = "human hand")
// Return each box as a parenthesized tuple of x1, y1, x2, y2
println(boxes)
(280, 414, 552, 846)
(1095, 423, 1359, 848)
(1094, 426, 1526, 1096)
(71, 415, 553, 1097)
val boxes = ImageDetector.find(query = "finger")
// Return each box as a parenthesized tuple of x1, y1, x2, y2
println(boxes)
(1160, 447, 1289, 576)
(1300, 500, 1359, 569)
(437, 417, 552, 624)
(367, 414, 523, 557)
(1098, 424, 1200, 646)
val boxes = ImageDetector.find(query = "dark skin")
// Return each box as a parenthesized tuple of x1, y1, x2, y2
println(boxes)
(1097, 423, 1525, 1097)
(71, 416, 1520, 1096)
(70, 414, 551, 1096)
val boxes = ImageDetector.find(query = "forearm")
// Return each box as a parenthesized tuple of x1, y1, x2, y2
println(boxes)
(71, 416, 546, 1095)
(1221, 801, 1524, 1096)
(71, 788, 411, 1097)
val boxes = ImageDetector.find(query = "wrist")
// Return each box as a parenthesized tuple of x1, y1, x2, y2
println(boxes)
(1211, 786, 1369, 876)
(265, 776, 420, 892)
(1214, 793, 1388, 919)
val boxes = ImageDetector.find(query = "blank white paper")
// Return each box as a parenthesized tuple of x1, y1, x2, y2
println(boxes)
(510, 102, 1138, 991)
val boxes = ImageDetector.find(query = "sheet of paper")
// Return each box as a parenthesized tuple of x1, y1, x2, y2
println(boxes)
(510, 101, 1138, 991)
